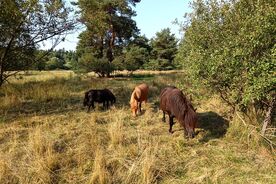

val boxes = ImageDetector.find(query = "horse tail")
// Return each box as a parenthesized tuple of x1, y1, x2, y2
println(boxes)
(85, 91, 89, 98)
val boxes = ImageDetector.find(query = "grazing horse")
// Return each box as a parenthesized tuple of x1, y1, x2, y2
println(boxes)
(104, 88, 116, 105)
(83, 89, 116, 112)
(160, 86, 197, 138)
(130, 83, 149, 116)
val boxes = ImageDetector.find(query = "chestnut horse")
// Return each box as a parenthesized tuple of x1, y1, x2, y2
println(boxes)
(160, 86, 197, 138)
(130, 83, 149, 116)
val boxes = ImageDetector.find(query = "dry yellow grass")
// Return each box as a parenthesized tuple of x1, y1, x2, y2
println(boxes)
(0, 70, 275, 184)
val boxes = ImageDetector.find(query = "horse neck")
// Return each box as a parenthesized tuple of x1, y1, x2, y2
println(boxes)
(183, 107, 197, 127)
(172, 97, 193, 119)
(130, 91, 137, 104)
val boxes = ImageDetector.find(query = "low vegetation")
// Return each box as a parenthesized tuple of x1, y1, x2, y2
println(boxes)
(0, 71, 275, 183)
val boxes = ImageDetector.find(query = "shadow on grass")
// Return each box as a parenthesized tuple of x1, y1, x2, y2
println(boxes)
(159, 111, 229, 141)
(197, 111, 229, 142)
(113, 73, 155, 80)
(0, 95, 86, 123)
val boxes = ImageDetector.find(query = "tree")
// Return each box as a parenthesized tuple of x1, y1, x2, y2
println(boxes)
(177, 0, 275, 128)
(124, 46, 149, 72)
(0, 0, 75, 86)
(79, 53, 114, 77)
(33, 50, 49, 71)
(45, 57, 62, 70)
(145, 28, 178, 70)
(76, 0, 140, 76)
(63, 50, 79, 70)
(113, 35, 151, 72)
(130, 35, 152, 53)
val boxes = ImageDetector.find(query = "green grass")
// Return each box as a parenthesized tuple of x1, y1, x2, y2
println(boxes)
(0, 71, 275, 184)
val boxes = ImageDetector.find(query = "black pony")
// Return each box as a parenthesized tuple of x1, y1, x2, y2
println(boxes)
(83, 89, 116, 112)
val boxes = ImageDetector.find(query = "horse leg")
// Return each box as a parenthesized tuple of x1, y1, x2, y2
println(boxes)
(162, 111, 166, 122)
(138, 102, 142, 113)
(87, 102, 94, 112)
(103, 101, 106, 110)
(169, 116, 174, 133)
(106, 100, 109, 109)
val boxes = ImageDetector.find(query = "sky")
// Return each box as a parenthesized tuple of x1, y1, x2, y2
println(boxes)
(46, 0, 191, 51)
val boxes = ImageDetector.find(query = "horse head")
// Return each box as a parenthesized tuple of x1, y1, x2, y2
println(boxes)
(183, 107, 198, 138)
(130, 100, 138, 116)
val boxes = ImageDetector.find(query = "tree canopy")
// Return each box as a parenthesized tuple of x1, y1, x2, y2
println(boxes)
(76, 0, 141, 76)
(0, 0, 75, 86)
(177, 0, 275, 110)
(145, 28, 178, 70)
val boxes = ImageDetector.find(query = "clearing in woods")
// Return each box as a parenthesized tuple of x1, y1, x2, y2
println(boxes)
(0, 71, 275, 183)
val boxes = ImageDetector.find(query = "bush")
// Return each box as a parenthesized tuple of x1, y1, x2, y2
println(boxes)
(177, 0, 275, 110)
(79, 53, 115, 77)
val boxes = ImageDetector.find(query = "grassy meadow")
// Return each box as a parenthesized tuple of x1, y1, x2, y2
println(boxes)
(0, 70, 275, 184)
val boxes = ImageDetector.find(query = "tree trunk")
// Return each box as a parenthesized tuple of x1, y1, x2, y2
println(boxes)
(99, 37, 104, 58)
(0, 72, 3, 87)
(261, 98, 275, 135)
(106, 47, 113, 62)
(0, 55, 4, 87)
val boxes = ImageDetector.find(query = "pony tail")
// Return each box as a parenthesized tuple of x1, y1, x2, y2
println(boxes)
(85, 91, 88, 98)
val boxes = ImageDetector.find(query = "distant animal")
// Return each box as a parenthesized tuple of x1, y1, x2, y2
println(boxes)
(159, 86, 197, 138)
(130, 83, 149, 116)
(83, 89, 116, 112)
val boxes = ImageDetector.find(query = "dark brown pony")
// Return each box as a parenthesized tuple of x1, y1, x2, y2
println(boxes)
(160, 86, 197, 138)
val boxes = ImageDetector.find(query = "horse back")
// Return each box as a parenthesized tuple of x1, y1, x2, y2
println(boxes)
(88, 90, 106, 103)
(159, 86, 177, 111)
(136, 83, 149, 101)
(160, 87, 188, 117)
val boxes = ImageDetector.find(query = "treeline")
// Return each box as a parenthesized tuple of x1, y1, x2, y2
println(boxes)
(34, 28, 178, 72)
(33, 49, 78, 71)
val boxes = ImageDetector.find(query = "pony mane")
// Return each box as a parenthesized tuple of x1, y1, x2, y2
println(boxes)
(130, 87, 141, 103)
(184, 107, 198, 128)
(169, 90, 189, 116)
(130, 90, 136, 105)
(168, 89, 197, 126)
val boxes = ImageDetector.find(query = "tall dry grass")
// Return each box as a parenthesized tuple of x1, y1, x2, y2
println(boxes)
(0, 71, 275, 184)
